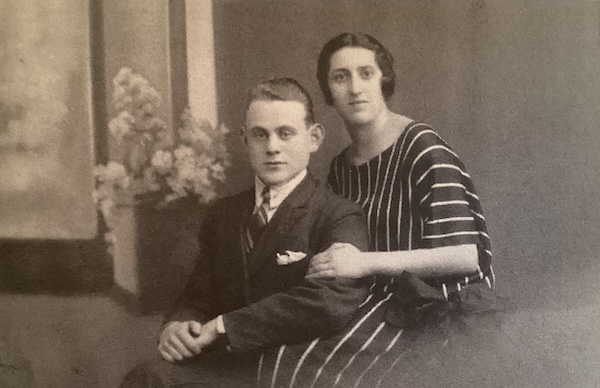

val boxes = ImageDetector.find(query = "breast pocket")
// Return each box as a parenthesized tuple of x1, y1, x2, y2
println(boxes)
(273, 237, 312, 288)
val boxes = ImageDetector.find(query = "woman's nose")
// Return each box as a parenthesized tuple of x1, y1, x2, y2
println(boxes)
(349, 74, 362, 95)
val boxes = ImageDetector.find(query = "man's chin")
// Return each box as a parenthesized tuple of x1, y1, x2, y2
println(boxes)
(257, 173, 291, 188)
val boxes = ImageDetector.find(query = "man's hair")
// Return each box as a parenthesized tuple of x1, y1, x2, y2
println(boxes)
(317, 32, 396, 106)
(246, 78, 316, 125)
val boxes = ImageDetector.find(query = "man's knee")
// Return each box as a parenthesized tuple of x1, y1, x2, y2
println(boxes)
(120, 359, 172, 388)
(120, 356, 257, 388)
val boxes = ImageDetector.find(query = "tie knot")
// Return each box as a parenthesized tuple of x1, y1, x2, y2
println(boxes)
(261, 187, 271, 207)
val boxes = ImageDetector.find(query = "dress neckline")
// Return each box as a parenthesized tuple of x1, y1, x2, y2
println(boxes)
(341, 120, 419, 169)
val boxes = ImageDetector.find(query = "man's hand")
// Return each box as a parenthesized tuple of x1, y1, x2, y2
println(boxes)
(307, 242, 367, 279)
(195, 319, 220, 350)
(158, 320, 203, 362)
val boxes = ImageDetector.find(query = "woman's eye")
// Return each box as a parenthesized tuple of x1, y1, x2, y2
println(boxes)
(361, 68, 374, 78)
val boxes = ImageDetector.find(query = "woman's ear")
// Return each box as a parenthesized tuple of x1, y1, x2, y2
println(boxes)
(308, 123, 325, 152)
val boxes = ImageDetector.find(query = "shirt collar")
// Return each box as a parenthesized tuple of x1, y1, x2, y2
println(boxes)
(254, 169, 307, 210)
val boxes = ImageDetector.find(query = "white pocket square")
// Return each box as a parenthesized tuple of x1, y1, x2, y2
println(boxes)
(276, 250, 307, 265)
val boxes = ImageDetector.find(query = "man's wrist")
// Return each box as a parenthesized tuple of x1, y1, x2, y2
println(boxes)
(157, 321, 177, 343)
(216, 315, 226, 334)
(214, 316, 232, 352)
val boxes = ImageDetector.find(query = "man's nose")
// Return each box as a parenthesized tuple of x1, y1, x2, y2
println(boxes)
(265, 137, 281, 154)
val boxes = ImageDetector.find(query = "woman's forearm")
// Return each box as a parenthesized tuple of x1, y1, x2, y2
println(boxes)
(361, 244, 479, 279)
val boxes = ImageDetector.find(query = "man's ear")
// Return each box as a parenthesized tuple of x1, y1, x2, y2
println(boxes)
(308, 123, 325, 153)
(240, 126, 248, 145)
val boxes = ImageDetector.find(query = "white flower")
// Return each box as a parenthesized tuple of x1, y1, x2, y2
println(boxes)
(173, 145, 195, 161)
(104, 231, 116, 245)
(100, 197, 114, 219)
(112, 66, 161, 114)
(179, 118, 213, 147)
(91, 190, 100, 205)
(176, 160, 197, 181)
(218, 123, 230, 135)
(190, 168, 211, 192)
(200, 188, 217, 202)
(142, 167, 161, 191)
(109, 111, 135, 141)
(166, 175, 187, 197)
(135, 116, 166, 134)
(95, 161, 124, 181)
(112, 67, 134, 110)
(105, 161, 128, 181)
(196, 153, 213, 168)
(113, 67, 133, 86)
(151, 150, 174, 175)
(210, 162, 227, 182)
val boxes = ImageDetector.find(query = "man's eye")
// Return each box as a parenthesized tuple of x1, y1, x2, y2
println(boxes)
(331, 73, 346, 82)
(253, 132, 267, 139)
(280, 131, 293, 139)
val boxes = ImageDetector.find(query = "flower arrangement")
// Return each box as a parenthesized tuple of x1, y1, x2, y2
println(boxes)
(94, 67, 230, 248)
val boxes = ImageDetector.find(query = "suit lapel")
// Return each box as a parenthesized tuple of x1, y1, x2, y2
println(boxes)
(246, 174, 317, 277)
(233, 190, 254, 304)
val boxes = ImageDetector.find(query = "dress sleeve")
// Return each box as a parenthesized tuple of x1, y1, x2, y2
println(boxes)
(408, 129, 492, 278)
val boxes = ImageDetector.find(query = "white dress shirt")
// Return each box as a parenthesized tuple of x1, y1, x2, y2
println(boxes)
(254, 169, 307, 222)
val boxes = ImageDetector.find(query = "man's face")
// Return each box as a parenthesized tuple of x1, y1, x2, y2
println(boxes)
(244, 100, 322, 187)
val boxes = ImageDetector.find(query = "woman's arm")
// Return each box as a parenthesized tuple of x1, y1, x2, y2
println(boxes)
(307, 243, 479, 279)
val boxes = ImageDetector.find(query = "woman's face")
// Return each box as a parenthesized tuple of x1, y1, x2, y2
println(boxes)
(327, 46, 387, 127)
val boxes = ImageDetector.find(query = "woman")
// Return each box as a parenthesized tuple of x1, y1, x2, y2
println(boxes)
(257, 32, 499, 388)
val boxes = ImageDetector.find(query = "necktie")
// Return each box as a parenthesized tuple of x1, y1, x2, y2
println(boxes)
(244, 186, 271, 251)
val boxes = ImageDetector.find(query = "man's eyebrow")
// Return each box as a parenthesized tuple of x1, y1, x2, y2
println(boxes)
(276, 125, 298, 132)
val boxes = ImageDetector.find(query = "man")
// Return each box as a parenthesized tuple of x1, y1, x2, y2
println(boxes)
(122, 78, 369, 387)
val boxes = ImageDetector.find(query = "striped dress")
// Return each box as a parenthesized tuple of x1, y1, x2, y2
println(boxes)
(257, 122, 497, 388)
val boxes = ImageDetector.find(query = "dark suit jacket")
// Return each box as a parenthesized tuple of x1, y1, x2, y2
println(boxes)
(165, 173, 369, 353)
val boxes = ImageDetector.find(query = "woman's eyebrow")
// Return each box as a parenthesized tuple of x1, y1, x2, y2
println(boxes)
(330, 67, 350, 73)
(249, 126, 268, 132)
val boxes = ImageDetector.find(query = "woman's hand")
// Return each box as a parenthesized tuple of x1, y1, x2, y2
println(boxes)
(307, 242, 367, 279)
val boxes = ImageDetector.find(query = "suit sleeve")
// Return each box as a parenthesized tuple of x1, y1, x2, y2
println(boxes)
(162, 205, 217, 325)
(222, 199, 369, 353)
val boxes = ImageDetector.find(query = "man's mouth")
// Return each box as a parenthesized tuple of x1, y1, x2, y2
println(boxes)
(349, 100, 367, 106)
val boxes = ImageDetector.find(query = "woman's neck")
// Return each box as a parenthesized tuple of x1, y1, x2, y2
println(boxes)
(345, 110, 412, 166)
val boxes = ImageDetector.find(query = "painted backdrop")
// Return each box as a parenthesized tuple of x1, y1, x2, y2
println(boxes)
(0, 0, 96, 239)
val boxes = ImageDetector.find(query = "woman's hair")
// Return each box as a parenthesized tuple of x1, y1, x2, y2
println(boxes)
(317, 32, 396, 106)
(246, 77, 315, 125)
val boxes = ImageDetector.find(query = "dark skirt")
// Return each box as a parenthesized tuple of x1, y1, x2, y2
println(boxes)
(257, 272, 507, 388)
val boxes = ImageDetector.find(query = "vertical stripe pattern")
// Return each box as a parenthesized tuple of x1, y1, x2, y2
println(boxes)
(329, 122, 492, 290)
(258, 123, 494, 387)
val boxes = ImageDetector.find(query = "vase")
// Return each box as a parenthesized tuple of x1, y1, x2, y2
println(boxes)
(111, 197, 204, 314)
